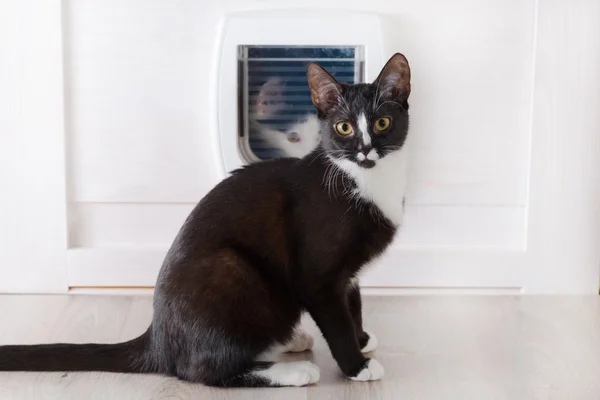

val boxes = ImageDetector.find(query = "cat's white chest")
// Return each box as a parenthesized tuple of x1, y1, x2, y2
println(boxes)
(332, 147, 409, 226)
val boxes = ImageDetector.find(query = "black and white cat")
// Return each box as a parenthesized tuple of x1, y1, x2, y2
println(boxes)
(0, 53, 411, 387)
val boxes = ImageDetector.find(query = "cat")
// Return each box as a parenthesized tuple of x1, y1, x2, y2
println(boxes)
(251, 113, 321, 159)
(0, 53, 412, 387)
(250, 77, 321, 159)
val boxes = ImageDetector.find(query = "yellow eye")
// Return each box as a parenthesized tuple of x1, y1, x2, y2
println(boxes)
(374, 117, 391, 131)
(335, 121, 353, 136)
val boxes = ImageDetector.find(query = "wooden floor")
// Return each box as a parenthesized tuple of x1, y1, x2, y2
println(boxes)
(1, 295, 600, 399)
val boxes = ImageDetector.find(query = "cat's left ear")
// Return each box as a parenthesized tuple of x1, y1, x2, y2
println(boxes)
(306, 63, 342, 113)
(373, 53, 411, 102)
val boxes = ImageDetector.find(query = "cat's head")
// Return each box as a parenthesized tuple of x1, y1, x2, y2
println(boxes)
(253, 77, 287, 119)
(306, 53, 411, 169)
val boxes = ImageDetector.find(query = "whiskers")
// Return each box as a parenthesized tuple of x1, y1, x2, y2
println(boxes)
(321, 153, 392, 225)
(372, 73, 405, 113)
(374, 99, 403, 114)
(382, 145, 403, 152)
(372, 74, 383, 112)
(322, 153, 354, 201)
(322, 156, 344, 200)
(327, 149, 351, 158)
(336, 96, 352, 117)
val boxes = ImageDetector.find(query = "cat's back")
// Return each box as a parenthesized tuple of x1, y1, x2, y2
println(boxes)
(222, 157, 301, 200)
(173, 157, 303, 247)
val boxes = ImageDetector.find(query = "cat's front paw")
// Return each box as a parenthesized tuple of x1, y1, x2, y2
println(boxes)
(359, 330, 378, 353)
(349, 359, 385, 382)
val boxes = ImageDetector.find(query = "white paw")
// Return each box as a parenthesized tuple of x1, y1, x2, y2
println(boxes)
(349, 359, 385, 382)
(361, 330, 378, 353)
(284, 330, 314, 353)
(256, 361, 320, 387)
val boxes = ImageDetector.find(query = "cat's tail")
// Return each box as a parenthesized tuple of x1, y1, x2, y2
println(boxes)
(0, 327, 153, 373)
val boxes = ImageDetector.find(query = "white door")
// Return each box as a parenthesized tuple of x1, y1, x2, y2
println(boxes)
(2, 0, 599, 294)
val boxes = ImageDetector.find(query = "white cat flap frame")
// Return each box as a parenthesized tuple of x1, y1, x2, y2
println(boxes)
(215, 9, 384, 175)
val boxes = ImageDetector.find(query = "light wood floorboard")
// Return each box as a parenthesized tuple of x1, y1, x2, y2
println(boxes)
(1, 295, 599, 399)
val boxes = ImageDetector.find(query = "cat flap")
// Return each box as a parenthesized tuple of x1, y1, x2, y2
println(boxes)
(238, 45, 365, 161)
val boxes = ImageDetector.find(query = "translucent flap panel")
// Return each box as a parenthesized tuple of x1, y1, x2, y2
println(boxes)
(238, 45, 364, 161)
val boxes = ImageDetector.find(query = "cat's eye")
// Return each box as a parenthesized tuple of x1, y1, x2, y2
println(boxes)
(374, 117, 391, 131)
(335, 121, 354, 136)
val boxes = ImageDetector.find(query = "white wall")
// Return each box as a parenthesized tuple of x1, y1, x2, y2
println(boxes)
(1, 0, 599, 293)
(0, 0, 67, 292)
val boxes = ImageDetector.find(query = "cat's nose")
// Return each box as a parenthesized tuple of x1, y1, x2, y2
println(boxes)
(360, 146, 372, 155)
(287, 131, 300, 143)
(363, 147, 380, 161)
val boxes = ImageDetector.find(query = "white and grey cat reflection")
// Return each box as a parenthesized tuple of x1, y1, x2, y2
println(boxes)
(249, 77, 320, 159)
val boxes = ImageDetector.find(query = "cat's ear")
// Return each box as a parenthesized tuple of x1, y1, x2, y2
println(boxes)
(373, 53, 411, 103)
(306, 63, 342, 113)
(255, 78, 285, 117)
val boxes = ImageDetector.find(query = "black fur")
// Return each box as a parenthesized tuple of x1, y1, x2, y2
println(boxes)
(0, 331, 149, 372)
(0, 53, 411, 387)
